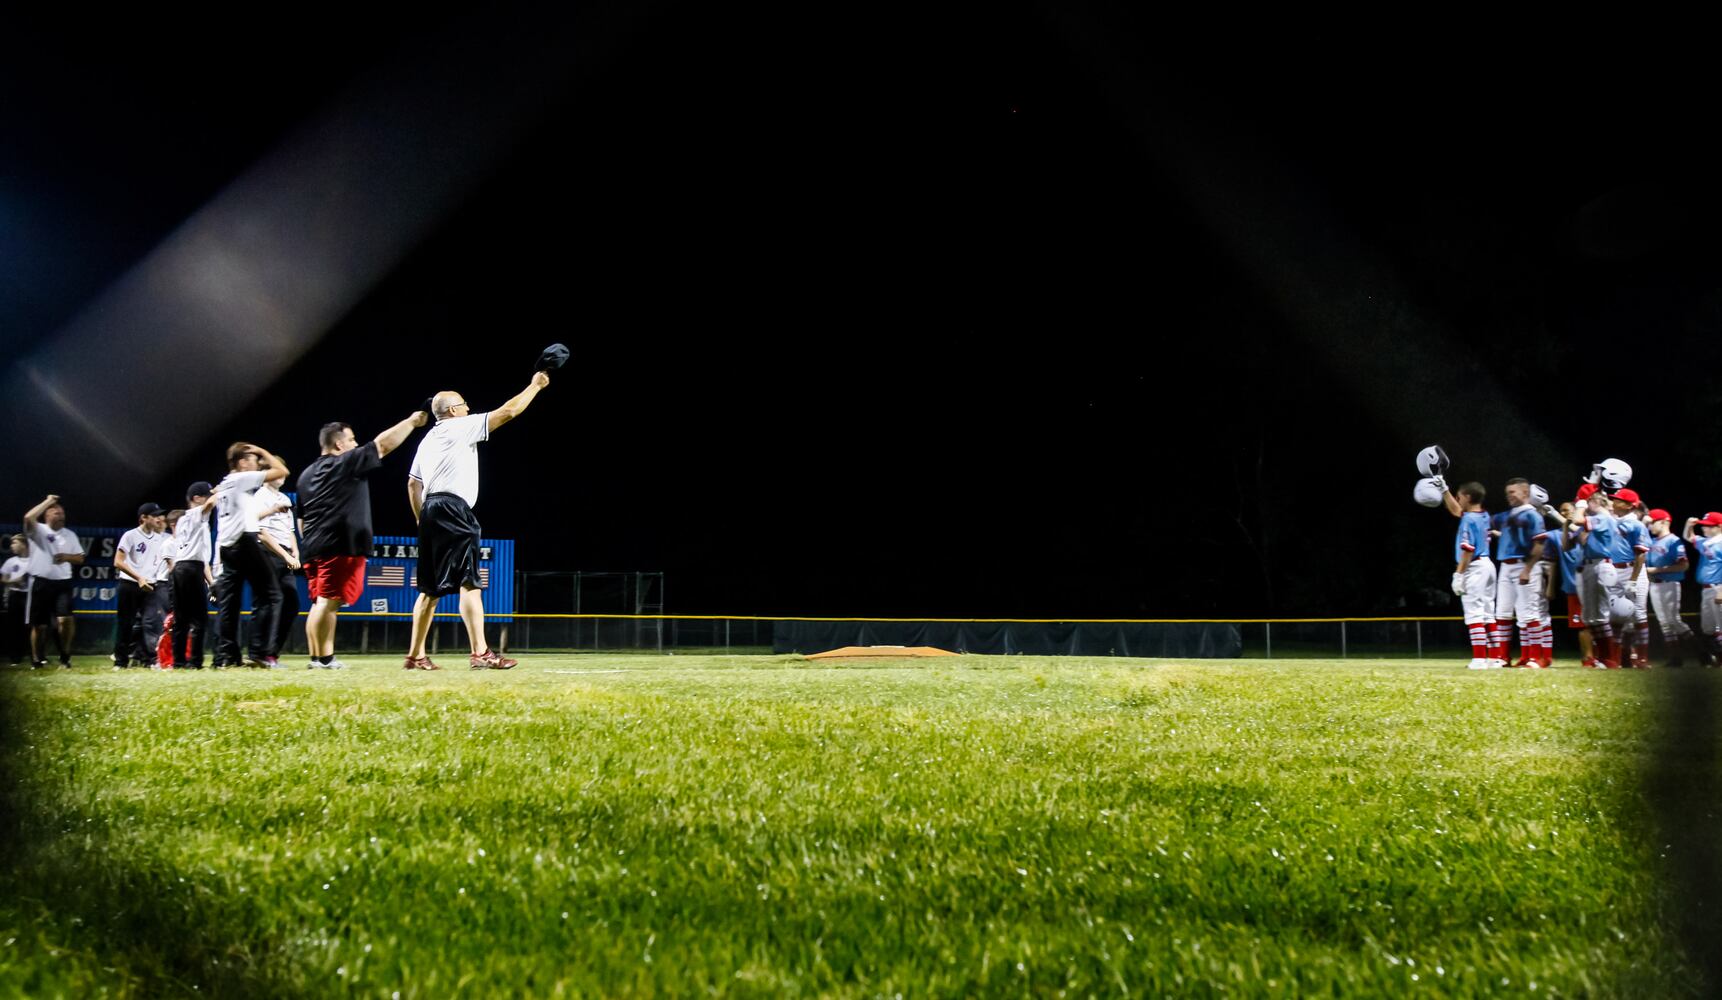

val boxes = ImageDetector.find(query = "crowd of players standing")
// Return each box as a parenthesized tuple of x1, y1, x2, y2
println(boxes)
(1437, 474, 1722, 670)
(0, 372, 551, 671)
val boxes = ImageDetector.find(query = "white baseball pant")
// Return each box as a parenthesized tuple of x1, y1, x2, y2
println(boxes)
(1649, 580, 1692, 641)
(1580, 560, 1625, 626)
(1702, 585, 1722, 637)
(1501, 560, 1550, 629)
(1460, 558, 1497, 625)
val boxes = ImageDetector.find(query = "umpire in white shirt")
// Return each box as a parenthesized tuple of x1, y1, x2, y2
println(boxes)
(213, 442, 290, 668)
(403, 372, 549, 670)
(2, 534, 28, 667)
(22, 494, 84, 668)
(255, 476, 301, 660)
(113, 502, 169, 667)
(171, 482, 217, 667)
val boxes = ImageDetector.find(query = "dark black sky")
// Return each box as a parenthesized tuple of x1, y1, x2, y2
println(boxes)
(5, 9, 1720, 617)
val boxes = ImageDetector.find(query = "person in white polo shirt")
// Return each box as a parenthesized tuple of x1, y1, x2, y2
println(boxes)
(255, 474, 301, 662)
(22, 494, 84, 668)
(170, 482, 217, 668)
(2, 534, 29, 667)
(112, 502, 170, 667)
(213, 442, 290, 669)
(402, 371, 550, 670)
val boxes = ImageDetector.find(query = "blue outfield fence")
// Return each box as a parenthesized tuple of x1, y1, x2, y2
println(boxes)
(1, 523, 512, 624)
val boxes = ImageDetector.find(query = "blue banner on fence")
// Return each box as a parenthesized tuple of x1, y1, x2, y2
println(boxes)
(364, 535, 514, 621)
(1, 525, 514, 621)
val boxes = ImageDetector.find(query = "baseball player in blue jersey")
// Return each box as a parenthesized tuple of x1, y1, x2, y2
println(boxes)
(1550, 500, 1594, 666)
(1442, 481, 1497, 668)
(1493, 478, 1547, 667)
(1518, 517, 1558, 667)
(1685, 512, 1722, 667)
(1610, 489, 1652, 667)
(1572, 486, 1627, 668)
(1645, 508, 1694, 666)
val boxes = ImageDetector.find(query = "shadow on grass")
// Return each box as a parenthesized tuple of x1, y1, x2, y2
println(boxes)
(1647, 671, 1722, 998)
(0, 678, 308, 997)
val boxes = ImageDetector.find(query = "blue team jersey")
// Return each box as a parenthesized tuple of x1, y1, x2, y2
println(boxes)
(1697, 536, 1722, 587)
(1584, 510, 1621, 561)
(1558, 526, 1585, 593)
(1490, 511, 1509, 561)
(1456, 511, 1490, 563)
(1497, 505, 1542, 560)
(1647, 533, 1688, 583)
(1617, 517, 1650, 562)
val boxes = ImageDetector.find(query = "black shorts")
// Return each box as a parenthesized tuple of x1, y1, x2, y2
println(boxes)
(417, 493, 483, 598)
(27, 577, 74, 626)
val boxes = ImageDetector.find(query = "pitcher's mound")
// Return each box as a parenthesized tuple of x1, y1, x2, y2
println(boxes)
(807, 645, 958, 659)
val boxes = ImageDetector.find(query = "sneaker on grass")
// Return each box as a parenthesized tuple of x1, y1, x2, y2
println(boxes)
(470, 649, 517, 670)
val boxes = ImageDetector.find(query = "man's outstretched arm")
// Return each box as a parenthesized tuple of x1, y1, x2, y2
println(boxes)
(486, 372, 550, 433)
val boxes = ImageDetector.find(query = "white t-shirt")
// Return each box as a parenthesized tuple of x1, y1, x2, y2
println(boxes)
(1, 555, 28, 592)
(214, 471, 269, 548)
(115, 527, 167, 585)
(256, 483, 296, 548)
(408, 413, 490, 507)
(26, 523, 81, 580)
(174, 505, 214, 563)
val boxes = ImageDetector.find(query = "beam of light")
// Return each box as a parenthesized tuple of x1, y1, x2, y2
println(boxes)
(0, 14, 581, 515)
(1039, 8, 1566, 482)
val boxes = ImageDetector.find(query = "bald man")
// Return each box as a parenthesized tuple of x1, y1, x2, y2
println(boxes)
(402, 373, 550, 670)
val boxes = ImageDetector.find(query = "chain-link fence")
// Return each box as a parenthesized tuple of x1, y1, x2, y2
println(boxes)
(46, 611, 1649, 661)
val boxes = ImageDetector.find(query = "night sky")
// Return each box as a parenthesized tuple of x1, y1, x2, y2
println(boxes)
(4, 10, 1719, 617)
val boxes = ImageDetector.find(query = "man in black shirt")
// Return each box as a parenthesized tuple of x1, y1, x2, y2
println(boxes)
(296, 410, 428, 668)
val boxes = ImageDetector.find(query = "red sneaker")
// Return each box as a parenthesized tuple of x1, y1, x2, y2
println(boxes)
(470, 649, 518, 670)
(1599, 659, 1622, 670)
(1582, 657, 1598, 669)
(403, 656, 440, 670)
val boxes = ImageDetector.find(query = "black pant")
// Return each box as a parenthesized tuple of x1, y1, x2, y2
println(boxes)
(215, 535, 282, 664)
(171, 561, 209, 666)
(139, 582, 169, 664)
(114, 579, 149, 664)
(268, 552, 300, 657)
(2, 589, 27, 664)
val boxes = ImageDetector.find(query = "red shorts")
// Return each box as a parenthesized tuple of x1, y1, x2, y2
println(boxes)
(305, 556, 366, 607)
(1567, 593, 1585, 629)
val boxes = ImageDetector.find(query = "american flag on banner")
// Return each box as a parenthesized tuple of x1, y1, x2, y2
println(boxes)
(367, 566, 406, 587)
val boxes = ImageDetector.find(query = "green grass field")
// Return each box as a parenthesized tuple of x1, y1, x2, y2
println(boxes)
(0, 655, 1703, 997)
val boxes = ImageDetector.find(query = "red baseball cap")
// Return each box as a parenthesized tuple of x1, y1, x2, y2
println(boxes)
(1648, 508, 1672, 522)
(1698, 512, 1722, 527)
(1613, 488, 1641, 505)
(1575, 483, 1600, 502)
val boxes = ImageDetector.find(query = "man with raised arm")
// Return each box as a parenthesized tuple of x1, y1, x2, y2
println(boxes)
(402, 373, 550, 670)
(296, 410, 429, 669)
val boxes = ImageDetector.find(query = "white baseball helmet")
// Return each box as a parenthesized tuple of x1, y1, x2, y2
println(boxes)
(1416, 445, 1450, 479)
(1588, 458, 1633, 491)
(1413, 477, 1446, 508)
(1528, 483, 1550, 507)
(1608, 595, 1636, 623)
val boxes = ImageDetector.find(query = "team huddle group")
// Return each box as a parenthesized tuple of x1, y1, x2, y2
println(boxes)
(1433, 465, 1722, 670)
(0, 371, 553, 672)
